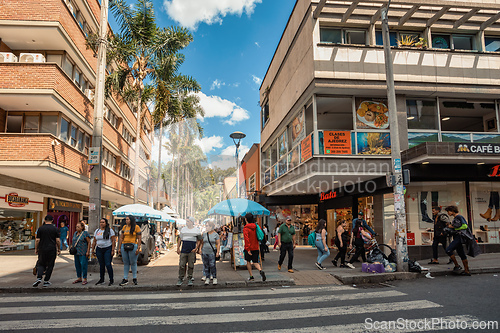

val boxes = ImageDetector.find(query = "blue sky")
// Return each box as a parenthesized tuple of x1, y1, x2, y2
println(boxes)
(109, 0, 296, 167)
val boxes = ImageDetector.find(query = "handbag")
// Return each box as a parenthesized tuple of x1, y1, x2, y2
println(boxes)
(256, 224, 265, 241)
(123, 243, 135, 251)
(69, 232, 84, 255)
(206, 233, 220, 260)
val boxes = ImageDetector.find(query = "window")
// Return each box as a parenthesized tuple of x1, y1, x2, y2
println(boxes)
(84, 134, 90, 155)
(122, 127, 132, 144)
(70, 125, 77, 146)
(261, 102, 269, 129)
(345, 30, 366, 45)
(249, 173, 256, 192)
(439, 100, 496, 132)
(6, 115, 22, 133)
(485, 37, 500, 52)
(77, 130, 84, 151)
(432, 34, 451, 49)
(60, 118, 69, 142)
(320, 28, 342, 44)
(63, 56, 74, 78)
(432, 34, 475, 51)
(74, 70, 81, 89)
(41, 115, 58, 136)
(24, 115, 39, 133)
(120, 162, 131, 181)
(317, 97, 354, 130)
(453, 35, 474, 51)
(46, 54, 62, 66)
(406, 100, 438, 130)
(375, 31, 398, 47)
(102, 149, 109, 167)
(106, 108, 118, 128)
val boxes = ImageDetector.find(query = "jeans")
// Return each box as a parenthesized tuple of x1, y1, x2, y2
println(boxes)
(96, 245, 114, 281)
(446, 234, 467, 260)
(121, 244, 138, 280)
(432, 236, 447, 260)
(202, 253, 217, 279)
(37, 250, 56, 281)
(333, 239, 347, 265)
(315, 240, 330, 265)
(60, 238, 68, 250)
(278, 242, 294, 269)
(488, 191, 500, 209)
(178, 252, 196, 280)
(74, 254, 88, 279)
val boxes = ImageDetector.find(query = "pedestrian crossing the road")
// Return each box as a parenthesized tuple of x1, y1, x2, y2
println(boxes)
(0, 285, 483, 332)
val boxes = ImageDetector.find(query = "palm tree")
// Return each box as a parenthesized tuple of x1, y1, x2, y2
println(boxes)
(104, 0, 193, 203)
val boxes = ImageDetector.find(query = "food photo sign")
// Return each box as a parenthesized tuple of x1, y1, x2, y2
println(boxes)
(356, 98, 389, 130)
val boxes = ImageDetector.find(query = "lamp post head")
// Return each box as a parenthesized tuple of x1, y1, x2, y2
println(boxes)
(230, 131, 246, 148)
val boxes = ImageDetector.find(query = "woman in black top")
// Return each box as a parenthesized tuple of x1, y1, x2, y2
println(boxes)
(332, 220, 348, 268)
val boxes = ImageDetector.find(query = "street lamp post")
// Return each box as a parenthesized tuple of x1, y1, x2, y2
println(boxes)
(229, 131, 246, 198)
(381, 1, 409, 272)
(145, 166, 153, 206)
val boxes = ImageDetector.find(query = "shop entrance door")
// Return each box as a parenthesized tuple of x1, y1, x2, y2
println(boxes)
(327, 208, 353, 247)
(47, 212, 79, 245)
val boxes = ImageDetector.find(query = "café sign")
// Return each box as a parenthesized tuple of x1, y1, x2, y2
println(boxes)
(5, 193, 29, 207)
(455, 143, 500, 154)
(49, 198, 82, 212)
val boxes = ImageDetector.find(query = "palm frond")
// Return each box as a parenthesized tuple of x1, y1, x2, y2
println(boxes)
(109, 0, 134, 40)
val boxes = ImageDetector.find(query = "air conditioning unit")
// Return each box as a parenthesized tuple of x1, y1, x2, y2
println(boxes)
(19, 53, 46, 63)
(0, 52, 18, 63)
(85, 89, 95, 102)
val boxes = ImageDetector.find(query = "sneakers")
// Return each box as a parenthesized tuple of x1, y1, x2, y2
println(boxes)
(453, 266, 463, 273)
(260, 270, 267, 282)
(119, 279, 128, 286)
(212, 278, 218, 285)
(205, 279, 210, 285)
(176, 279, 183, 286)
(248, 276, 255, 281)
(320, 264, 326, 270)
(346, 263, 355, 269)
(339, 264, 348, 268)
(133, 278, 137, 285)
(278, 264, 281, 271)
(95, 279, 105, 285)
(288, 269, 294, 273)
(33, 279, 42, 287)
(201, 276, 206, 281)
(42, 281, 51, 287)
(188, 279, 193, 286)
(108, 280, 114, 286)
(332, 260, 338, 267)
(315, 262, 322, 270)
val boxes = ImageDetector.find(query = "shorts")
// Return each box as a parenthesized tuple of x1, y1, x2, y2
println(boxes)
(244, 249, 260, 263)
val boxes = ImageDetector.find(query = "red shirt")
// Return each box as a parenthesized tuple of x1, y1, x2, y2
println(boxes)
(243, 223, 259, 251)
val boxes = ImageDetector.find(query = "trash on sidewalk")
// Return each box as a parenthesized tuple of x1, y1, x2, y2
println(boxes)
(362, 262, 385, 273)
(425, 272, 434, 279)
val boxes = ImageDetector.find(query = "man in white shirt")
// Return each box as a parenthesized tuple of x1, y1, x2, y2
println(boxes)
(176, 217, 201, 286)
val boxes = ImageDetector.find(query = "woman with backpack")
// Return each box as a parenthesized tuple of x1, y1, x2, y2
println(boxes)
(444, 205, 472, 276)
(332, 219, 349, 268)
(314, 219, 329, 270)
(346, 219, 372, 269)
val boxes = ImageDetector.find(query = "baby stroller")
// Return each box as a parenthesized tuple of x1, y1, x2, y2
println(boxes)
(365, 238, 397, 264)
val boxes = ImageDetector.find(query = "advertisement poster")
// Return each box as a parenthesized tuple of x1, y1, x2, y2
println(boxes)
(288, 145, 300, 170)
(471, 185, 500, 232)
(355, 98, 389, 130)
(232, 233, 246, 267)
(324, 131, 352, 155)
(279, 130, 288, 159)
(301, 134, 313, 162)
(357, 132, 391, 155)
(290, 109, 306, 147)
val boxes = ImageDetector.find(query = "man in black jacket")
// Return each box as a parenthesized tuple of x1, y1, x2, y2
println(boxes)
(428, 206, 450, 264)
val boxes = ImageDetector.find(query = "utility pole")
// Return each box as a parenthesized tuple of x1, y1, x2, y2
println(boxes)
(88, 0, 109, 233)
(381, 2, 409, 272)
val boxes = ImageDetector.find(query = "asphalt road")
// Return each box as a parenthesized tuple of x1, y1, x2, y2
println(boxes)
(0, 274, 498, 332)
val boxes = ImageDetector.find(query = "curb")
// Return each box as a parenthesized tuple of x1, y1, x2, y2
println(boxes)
(0, 279, 295, 294)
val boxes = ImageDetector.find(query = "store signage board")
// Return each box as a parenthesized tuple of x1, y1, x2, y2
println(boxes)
(320, 190, 337, 201)
(5, 193, 29, 207)
(301, 134, 313, 162)
(49, 198, 82, 212)
(88, 147, 100, 165)
(488, 165, 500, 177)
(455, 143, 500, 154)
(324, 131, 352, 155)
(394, 158, 402, 172)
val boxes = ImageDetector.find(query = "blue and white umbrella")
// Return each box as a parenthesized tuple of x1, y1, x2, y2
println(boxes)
(207, 198, 270, 217)
(112, 204, 162, 219)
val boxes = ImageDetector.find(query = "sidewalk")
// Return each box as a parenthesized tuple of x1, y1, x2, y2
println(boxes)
(1, 246, 499, 293)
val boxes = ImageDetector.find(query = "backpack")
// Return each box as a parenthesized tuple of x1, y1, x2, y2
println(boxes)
(256, 224, 265, 241)
(308, 231, 316, 246)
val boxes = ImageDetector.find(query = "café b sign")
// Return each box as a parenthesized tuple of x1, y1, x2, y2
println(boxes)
(455, 143, 500, 154)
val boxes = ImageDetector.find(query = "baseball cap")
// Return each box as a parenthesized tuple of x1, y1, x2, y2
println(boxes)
(358, 211, 364, 216)
(286, 216, 292, 221)
(187, 216, 195, 223)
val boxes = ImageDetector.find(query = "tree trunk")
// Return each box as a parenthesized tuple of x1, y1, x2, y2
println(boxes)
(169, 124, 175, 209)
(156, 121, 163, 210)
(133, 89, 143, 204)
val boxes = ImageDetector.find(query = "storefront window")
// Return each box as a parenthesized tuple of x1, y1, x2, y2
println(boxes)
(439, 100, 496, 132)
(405, 182, 466, 246)
(470, 182, 500, 244)
(406, 99, 438, 130)
(317, 97, 353, 131)
(0, 210, 39, 250)
(268, 205, 318, 245)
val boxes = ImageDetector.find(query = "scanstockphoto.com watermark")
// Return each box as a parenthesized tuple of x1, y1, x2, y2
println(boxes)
(365, 317, 498, 331)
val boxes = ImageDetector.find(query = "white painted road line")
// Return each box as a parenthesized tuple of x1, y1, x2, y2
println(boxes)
(0, 290, 407, 314)
(0, 300, 441, 330)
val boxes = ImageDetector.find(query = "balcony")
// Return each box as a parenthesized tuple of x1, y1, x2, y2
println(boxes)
(0, 133, 133, 203)
(314, 45, 500, 97)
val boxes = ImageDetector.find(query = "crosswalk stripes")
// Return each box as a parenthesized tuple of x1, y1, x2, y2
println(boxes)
(0, 285, 472, 332)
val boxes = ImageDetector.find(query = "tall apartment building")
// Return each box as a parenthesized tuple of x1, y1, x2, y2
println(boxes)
(259, 0, 500, 257)
(0, 0, 153, 250)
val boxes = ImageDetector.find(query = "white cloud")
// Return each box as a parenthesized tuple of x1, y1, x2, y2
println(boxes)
(220, 144, 250, 158)
(255, 42, 260, 48)
(252, 75, 262, 86)
(164, 0, 263, 30)
(210, 79, 225, 90)
(197, 92, 250, 125)
(194, 135, 224, 154)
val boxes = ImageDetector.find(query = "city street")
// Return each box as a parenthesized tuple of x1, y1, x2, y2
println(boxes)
(0, 274, 498, 332)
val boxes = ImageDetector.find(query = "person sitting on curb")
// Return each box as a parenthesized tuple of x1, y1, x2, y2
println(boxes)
(243, 213, 266, 282)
